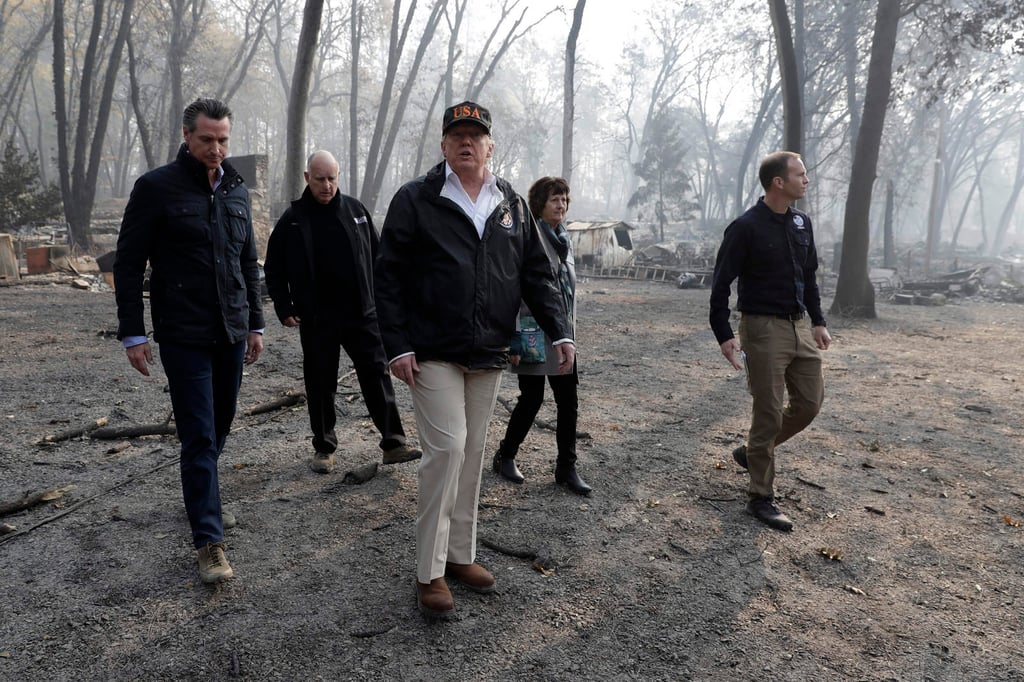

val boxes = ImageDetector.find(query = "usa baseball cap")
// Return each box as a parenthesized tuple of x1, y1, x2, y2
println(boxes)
(442, 101, 492, 134)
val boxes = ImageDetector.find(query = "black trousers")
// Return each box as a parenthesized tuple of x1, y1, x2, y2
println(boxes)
(501, 368, 578, 467)
(299, 321, 406, 454)
(159, 339, 245, 548)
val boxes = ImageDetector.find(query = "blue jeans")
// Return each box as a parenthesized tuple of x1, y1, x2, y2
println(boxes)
(159, 340, 245, 548)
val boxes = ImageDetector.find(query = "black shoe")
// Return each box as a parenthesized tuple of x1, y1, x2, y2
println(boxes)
(745, 496, 793, 532)
(555, 466, 592, 496)
(732, 445, 748, 469)
(492, 452, 524, 484)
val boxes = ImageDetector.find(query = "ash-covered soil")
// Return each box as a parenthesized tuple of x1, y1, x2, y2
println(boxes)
(1, 276, 1022, 681)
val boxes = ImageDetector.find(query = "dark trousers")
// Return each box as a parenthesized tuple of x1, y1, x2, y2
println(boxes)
(501, 369, 578, 467)
(159, 340, 245, 549)
(299, 322, 406, 454)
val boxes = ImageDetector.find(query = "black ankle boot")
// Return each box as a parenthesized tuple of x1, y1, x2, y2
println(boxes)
(492, 449, 525, 484)
(555, 464, 592, 496)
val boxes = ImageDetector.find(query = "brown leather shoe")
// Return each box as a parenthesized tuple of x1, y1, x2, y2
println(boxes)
(416, 578, 455, 621)
(444, 562, 496, 594)
(382, 444, 422, 465)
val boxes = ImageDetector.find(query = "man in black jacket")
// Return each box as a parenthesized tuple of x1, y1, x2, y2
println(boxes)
(263, 150, 419, 473)
(375, 101, 574, 620)
(709, 151, 832, 533)
(114, 98, 264, 583)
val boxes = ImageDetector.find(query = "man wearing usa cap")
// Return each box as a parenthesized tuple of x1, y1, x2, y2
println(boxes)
(375, 101, 574, 620)
(709, 151, 831, 533)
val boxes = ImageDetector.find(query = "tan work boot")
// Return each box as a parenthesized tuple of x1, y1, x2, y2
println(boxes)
(196, 542, 234, 583)
(382, 444, 422, 465)
(309, 451, 335, 473)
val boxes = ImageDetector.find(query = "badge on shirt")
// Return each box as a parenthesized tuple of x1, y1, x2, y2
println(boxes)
(793, 215, 805, 229)
(499, 210, 513, 229)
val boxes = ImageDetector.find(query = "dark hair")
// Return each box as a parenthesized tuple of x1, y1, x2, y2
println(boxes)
(182, 98, 233, 132)
(758, 151, 801, 191)
(527, 176, 571, 220)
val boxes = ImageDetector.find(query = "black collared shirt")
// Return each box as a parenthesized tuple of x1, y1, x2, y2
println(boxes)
(709, 198, 826, 344)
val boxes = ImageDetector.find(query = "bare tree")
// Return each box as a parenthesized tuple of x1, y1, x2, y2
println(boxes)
(768, 0, 801, 155)
(358, 0, 448, 213)
(831, 0, 902, 319)
(284, 0, 324, 202)
(53, 0, 134, 250)
(465, 1, 559, 101)
(0, 2, 54, 144)
(348, 0, 362, 196)
(989, 128, 1024, 256)
(562, 0, 585, 183)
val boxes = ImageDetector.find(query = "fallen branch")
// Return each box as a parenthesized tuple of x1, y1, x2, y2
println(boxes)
(795, 476, 826, 490)
(0, 485, 77, 517)
(36, 417, 109, 444)
(0, 449, 176, 546)
(90, 423, 177, 440)
(479, 536, 536, 560)
(246, 390, 306, 416)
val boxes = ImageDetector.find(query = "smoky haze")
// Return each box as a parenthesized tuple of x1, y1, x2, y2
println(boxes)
(2, 0, 1023, 264)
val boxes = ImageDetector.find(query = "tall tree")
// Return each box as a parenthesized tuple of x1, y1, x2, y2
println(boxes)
(284, 0, 325, 202)
(989, 128, 1024, 256)
(358, 0, 447, 213)
(53, 0, 134, 250)
(627, 108, 698, 242)
(0, 2, 54, 145)
(0, 139, 63, 229)
(348, 0, 362, 196)
(830, 0, 901, 319)
(562, 0, 585, 182)
(768, 0, 801, 154)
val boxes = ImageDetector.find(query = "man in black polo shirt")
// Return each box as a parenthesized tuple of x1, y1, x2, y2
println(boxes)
(709, 151, 832, 532)
(264, 150, 420, 473)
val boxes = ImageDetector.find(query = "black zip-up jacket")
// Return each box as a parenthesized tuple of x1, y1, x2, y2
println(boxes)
(114, 144, 264, 345)
(263, 188, 377, 325)
(709, 198, 826, 344)
(374, 161, 571, 370)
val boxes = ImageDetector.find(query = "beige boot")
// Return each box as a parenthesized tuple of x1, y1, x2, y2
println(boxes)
(309, 451, 335, 473)
(197, 542, 234, 583)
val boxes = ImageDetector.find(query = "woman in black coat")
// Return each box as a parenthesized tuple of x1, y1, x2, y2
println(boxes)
(492, 176, 591, 495)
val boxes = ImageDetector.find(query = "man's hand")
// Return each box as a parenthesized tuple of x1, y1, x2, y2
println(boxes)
(126, 342, 154, 376)
(813, 325, 832, 351)
(720, 338, 743, 370)
(555, 342, 575, 374)
(282, 316, 300, 328)
(245, 332, 264, 364)
(390, 354, 419, 387)
(509, 354, 521, 367)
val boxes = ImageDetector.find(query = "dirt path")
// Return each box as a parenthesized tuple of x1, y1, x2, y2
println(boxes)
(1, 277, 1022, 680)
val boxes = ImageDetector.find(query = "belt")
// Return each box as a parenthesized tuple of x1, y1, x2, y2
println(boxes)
(774, 312, 804, 321)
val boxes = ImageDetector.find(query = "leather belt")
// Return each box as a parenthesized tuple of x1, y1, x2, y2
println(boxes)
(774, 312, 804, 321)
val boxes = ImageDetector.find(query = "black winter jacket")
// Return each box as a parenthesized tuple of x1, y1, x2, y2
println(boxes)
(375, 162, 571, 370)
(709, 198, 825, 344)
(114, 144, 264, 345)
(263, 188, 378, 325)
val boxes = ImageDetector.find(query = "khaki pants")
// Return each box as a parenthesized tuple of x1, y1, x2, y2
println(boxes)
(739, 314, 824, 500)
(409, 361, 503, 583)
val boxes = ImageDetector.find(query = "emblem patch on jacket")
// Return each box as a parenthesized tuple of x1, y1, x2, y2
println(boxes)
(793, 215, 805, 229)
(499, 210, 513, 229)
